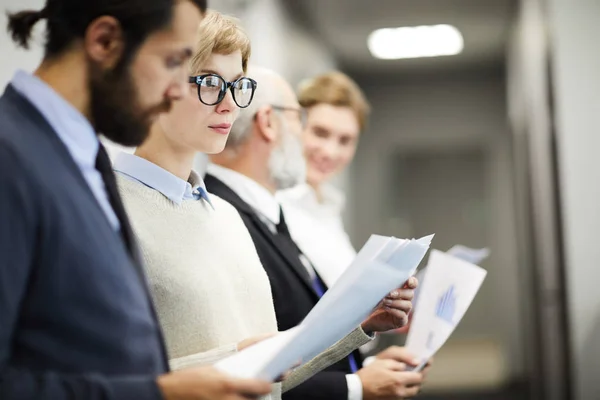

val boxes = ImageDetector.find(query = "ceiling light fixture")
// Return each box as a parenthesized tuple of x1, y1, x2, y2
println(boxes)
(368, 24, 464, 60)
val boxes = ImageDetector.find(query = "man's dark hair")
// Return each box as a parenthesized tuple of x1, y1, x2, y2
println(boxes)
(7, 0, 207, 61)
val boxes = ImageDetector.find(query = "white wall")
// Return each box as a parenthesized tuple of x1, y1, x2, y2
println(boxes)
(546, 0, 600, 398)
(0, 0, 45, 89)
(224, 0, 336, 86)
(347, 71, 525, 384)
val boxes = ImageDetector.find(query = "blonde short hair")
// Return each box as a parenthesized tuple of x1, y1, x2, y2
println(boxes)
(298, 71, 370, 131)
(190, 10, 251, 75)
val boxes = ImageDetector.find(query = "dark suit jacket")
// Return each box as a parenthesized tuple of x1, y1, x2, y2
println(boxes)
(205, 173, 363, 400)
(0, 85, 168, 400)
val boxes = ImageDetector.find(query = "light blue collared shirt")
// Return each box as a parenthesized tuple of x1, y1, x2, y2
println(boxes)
(114, 152, 213, 208)
(10, 70, 120, 230)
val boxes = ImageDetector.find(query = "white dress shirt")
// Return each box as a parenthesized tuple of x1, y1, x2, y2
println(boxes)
(277, 183, 357, 288)
(206, 164, 364, 400)
(11, 70, 119, 230)
(206, 163, 280, 228)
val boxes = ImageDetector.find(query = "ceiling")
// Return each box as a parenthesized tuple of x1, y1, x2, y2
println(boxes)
(283, 0, 517, 76)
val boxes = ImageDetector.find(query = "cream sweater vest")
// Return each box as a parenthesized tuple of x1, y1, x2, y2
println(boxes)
(117, 175, 372, 399)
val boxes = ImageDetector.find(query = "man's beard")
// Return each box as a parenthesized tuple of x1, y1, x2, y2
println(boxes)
(89, 61, 172, 147)
(268, 121, 307, 190)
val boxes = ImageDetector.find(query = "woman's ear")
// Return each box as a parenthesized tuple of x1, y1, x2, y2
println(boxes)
(254, 105, 277, 143)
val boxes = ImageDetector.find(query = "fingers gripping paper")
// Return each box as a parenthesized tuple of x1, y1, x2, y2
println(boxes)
(215, 235, 434, 381)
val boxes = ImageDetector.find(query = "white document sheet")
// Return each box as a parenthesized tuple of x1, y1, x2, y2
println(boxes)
(405, 249, 487, 371)
(447, 245, 490, 265)
(215, 235, 433, 381)
(413, 244, 490, 311)
(304, 234, 434, 328)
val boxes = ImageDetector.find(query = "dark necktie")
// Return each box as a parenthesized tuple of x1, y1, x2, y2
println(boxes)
(276, 208, 312, 284)
(275, 207, 292, 237)
(94, 144, 138, 258)
(277, 207, 359, 373)
(95, 145, 170, 369)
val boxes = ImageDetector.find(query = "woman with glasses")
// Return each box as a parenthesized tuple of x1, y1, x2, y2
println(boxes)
(113, 11, 404, 400)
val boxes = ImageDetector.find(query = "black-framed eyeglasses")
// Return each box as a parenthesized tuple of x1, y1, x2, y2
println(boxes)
(271, 105, 307, 127)
(188, 74, 257, 108)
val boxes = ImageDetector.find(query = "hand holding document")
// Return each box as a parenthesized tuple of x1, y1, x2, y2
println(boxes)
(215, 234, 434, 381)
(405, 250, 487, 371)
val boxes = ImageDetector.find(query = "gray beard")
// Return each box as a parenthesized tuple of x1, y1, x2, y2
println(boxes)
(268, 129, 307, 190)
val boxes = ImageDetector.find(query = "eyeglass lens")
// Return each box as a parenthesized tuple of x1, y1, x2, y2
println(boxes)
(198, 75, 255, 108)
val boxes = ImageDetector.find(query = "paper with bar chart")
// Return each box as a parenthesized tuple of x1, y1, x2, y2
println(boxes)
(412, 244, 490, 311)
(215, 234, 433, 381)
(405, 249, 487, 371)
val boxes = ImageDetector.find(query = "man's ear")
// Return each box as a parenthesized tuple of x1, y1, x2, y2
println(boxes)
(84, 16, 125, 70)
(255, 105, 278, 143)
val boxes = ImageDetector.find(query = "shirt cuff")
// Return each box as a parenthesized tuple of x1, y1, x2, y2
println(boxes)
(346, 373, 363, 400)
(358, 326, 377, 341)
(362, 356, 376, 367)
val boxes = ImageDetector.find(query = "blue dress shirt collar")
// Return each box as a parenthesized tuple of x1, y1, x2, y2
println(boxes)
(114, 152, 213, 207)
(10, 70, 120, 230)
(11, 70, 99, 168)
